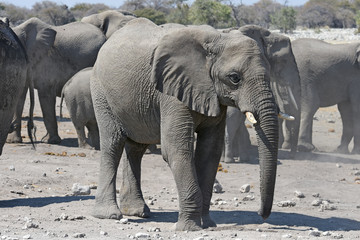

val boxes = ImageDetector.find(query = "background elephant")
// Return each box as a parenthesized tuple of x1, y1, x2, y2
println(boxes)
(60, 67, 99, 150)
(81, 10, 136, 39)
(222, 25, 301, 163)
(292, 38, 360, 154)
(0, 19, 29, 155)
(7, 17, 106, 144)
(91, 18, 279, 231)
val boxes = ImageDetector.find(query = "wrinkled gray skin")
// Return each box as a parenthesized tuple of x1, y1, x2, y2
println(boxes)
(292, 38, 360, 154)
(222, 25, 301, 163)
(91, 18, 279, 231)
(0, 20, 29, 155)
(60, 67, 99, 150)
(81, 10, 136, 39)
(7, 18, 106, 144)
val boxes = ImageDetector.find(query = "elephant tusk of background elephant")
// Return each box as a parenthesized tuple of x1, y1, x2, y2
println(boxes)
(278, 112, 295, 121)
(287, 86, 299, 111)
(246, 112, 257, 124)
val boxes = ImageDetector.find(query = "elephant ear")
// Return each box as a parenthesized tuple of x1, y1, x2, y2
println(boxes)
(151, 28, 221, 117)
(35, 27, 56, 47)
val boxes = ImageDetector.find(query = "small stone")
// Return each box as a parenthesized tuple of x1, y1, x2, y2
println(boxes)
(242, 195, 255, 201)
(193, 237, 204, 240)
(42, 173, 47, 177)
(327, 119, 335, 123)
(78, 153, 86, 157)
(309, 230, 321, 237)
(336, 163, 342, 168)
(213, 180, 223, 193)
(73, 233, 86, 238)
(354, 171, 360, 176)
(277, 200, 296, 207)
(147, 200, 154, 205)
(311, 199, 322, 206)
(332, 233, 343, 239)
(322, 231, 331, 236)
(312, 193, 320, 198)
(71, 183, 91, 196)
(282, 233, 292, 238)
(100, 231, 108, 236)
(9, 165, 15, 171)
(135, 232, 150, 238)
(218, 200, 227, 205)
(23, 235, 31, 239)
(294, 190, 305, 198)
(118, 218, 129, 224)
(147, 227, 161, 232)
(22, 221, 39, 229)
(23, 185, 30, 189)
(60, 213, 69, 220)
(240, 184, 251, 193)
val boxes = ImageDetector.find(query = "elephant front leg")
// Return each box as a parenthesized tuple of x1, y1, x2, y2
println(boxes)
(195, 119, 226, 229)
(119, 140, 150, 218)
(38, 90, 61, 144)
(6, 86, 27, 143)
(161, 104, 202, 231)
(337, 101, 352, 154)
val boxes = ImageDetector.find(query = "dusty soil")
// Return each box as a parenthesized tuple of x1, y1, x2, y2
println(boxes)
(0, 91, 359, 240)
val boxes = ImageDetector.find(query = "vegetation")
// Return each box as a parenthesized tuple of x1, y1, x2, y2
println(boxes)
(0, 0, 360, 31)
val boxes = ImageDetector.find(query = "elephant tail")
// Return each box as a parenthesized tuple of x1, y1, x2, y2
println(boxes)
(27, 78, 36, 150)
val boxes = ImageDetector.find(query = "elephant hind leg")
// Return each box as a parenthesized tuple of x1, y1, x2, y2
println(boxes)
(91, 79, 126, 220)
(119, 139, 150, 218)
(349, 85, 360, 154)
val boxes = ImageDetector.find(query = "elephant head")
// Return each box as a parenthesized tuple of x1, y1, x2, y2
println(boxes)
(81, 10, 136, 39)
(151, 27, 279, 219)
(238, 25, 301, 153)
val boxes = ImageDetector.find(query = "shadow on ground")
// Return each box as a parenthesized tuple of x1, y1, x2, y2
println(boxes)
(0, 196, 94, 208)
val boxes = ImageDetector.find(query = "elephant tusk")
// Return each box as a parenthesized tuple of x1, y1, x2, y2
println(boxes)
(278, 112, 295, 121)
(287, 86, 299, 111)
(245, 112, 257, 124)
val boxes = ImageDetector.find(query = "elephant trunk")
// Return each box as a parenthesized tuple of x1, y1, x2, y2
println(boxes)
(253, 93, 279, 220)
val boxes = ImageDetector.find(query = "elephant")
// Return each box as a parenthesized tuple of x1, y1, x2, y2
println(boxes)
(222, 25, 301, 163)
(7, 17, 106, 144)
(60, 67, 100, 150)
(0, 19, 34, 155)
(90, 18, 280, 231)
(292, 38, 360, 154)
(81, 10, 136, 39)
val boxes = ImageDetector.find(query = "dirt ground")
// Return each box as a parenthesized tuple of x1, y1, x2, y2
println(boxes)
(0, 90, 359, 240)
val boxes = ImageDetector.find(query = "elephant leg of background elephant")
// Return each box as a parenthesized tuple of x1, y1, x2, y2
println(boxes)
(223, 124, 236, 163)
(38, 91, 61, 144)
(237, 120, 253, 162)
(86, 122, 100, 150)
(6, 86, 27, 143)
(118, 140, 150, 218)
(195, 121, 225, 229)
(350, 88, 360, 154)
(74, 123, 91, 149)
(298, 96, 319, 152)
(278, 119, 285, 148)
(337, 101, 353, 154)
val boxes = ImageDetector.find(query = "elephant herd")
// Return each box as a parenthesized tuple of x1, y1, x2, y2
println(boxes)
(1, 10, 360, 231)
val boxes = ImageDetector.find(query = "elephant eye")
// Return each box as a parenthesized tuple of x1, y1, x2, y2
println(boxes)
(228, 72, 242, 84)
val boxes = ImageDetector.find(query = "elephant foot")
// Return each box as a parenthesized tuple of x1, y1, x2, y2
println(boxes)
(42, 134, 61, 144)
(6, 132, 22, 143)
(120, 201, 150, 218)
(173, 218, 202, 231)
(201, 214, 217, 229)
(297, 142, 316, 152)
(79, 142, 94, 150)
(92, 202, 122, 220)
(222, 156, 235, 163)
(335, 145, 350, 154)
(281, 141, 291, 150)
(351, 147, 360, 155)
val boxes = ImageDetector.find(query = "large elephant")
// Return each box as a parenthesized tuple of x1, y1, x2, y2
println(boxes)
(60, 67, 99, 150)
(7, 17, 106, 144)
(0, 19, 30, 155)
(292, 38, 360, 154)
(222, 25, 300, 163)
(81, 10, 136, 39)
(90, 18, 280, 231)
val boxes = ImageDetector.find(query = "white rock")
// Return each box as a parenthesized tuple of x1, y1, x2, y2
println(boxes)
(71, 183, 91, 196)
(22, 235, 31, 239)
(309, 230, 321, 237)
(73, 233, 86, 238)
(213, 181, 223, 193)
(294, 190, 305, 198)
(242, 195, 255, 201)
(282, 233, 292, 238)
(240, 184, 251, 193)
(135, 232, 150, 238)
(193, 237, 204, 240)
(118, 218, 129, 224)
(311, 199, 322, 206)
(100, 231, 108, 235)
(9, 166, 15, 171)
(277, 200, 296, 207)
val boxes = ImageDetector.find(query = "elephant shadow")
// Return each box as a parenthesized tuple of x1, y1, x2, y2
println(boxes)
(0, 196, 94, 208)
(134, 210, 360, 232)
(292, 151, 360, 165)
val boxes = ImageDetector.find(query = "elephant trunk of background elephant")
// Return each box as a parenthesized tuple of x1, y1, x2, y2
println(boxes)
(250, 88, 279, 220)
